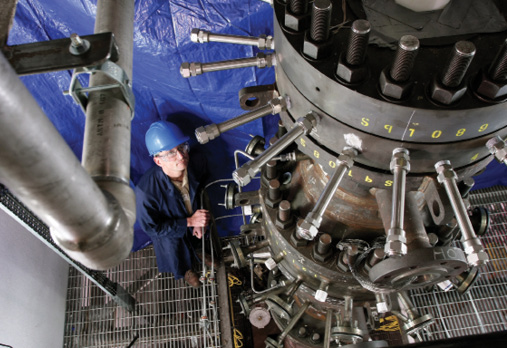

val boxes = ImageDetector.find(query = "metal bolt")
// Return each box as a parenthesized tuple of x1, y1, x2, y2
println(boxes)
(69, 33, 90, 55)
(298, 326, 308, 338)
(441, 41, 476, 88)
(268, 179, 281, 201)
(390, 35, 419, 83)
(310, 0, 332, 43)
(317, 233, 332, 255)
(311, 333, 321, 343)
(489, 38, 507, 81)
(289, 0, 309, 15)
(278, 200, 291, 222)
(266, 160, 278, 180)
(346, 20, 371, 66)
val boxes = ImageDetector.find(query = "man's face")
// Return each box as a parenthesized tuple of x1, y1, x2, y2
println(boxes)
(153, 142, 189, 175)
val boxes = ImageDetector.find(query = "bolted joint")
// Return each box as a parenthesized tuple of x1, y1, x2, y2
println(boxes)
(475, 70, 507, 100)
(295, 217, 319, 241)
(435, 160, 458, 184)
(180, 62, 202, 78)
(486, 136, 507, 164)
(314, 289, 328, 302)
(379, 68, 413, 100)
(191, 28, 210, 43)
(336, 53, 368, 85)
(297, 112, 317, 134)
(430, 76, 468, 105)
(268, 96, 287, 115)
(462, 239, 489, 266)
(69, 33, 91, 55)
(256, 52, 276, 68)
(195, 123, 219, 144)
(265, 179, 283, 208)
(302, 30, 333, 60)
(233, 165, 254, 187)
(385, 227, 407, 257)
(390, 148, 410, 173)
(291, 221, 309, 247)
(313, 243, 333, 263)
(258, 35, 274, 50)
(375, 293, 391, 314)
(337, 147, 358, 168)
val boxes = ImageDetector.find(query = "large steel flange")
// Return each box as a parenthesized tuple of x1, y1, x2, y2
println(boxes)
(368, 247, 468, 290)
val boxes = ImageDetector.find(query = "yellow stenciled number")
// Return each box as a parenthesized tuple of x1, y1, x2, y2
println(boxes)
(478, 124, 489, 132)
(348, 170, 353, 177)
(365, 176, 373, 183)
(314, 150, 320, 158)
(361, 117, 370, 127)
(456, 128, 466, 137)
(385, 180, 393, 187)
(384, 125, 393, 133)
(471, 153, 479, 161)
(329, 161, 336, 168)
(408, 128, 415, 137)
(432, 130, 442, 138)
(300, 138, 306, 147)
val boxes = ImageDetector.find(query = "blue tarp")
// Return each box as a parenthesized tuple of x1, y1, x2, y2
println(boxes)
(7, 0, 506, 251)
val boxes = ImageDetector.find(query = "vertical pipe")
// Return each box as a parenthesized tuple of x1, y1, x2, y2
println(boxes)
(83, 0, 136, 226)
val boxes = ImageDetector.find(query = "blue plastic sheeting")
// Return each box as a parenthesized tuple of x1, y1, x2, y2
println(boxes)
(7, 0, 506, 251)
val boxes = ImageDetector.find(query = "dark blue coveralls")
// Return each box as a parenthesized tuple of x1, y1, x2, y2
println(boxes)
(135, 152, 207, 279)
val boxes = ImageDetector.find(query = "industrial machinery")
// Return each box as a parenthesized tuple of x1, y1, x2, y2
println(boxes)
(181, 0, 507, 347)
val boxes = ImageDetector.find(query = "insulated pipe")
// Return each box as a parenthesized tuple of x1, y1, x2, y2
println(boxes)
(0, 52, 132, 270)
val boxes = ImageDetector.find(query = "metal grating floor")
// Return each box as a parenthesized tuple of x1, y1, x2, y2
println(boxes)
(63, 246, 221, 348)
(410, 186, 507, 341)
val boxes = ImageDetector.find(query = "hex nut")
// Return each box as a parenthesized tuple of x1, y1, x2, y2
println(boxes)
(467, 250, 489, 266)
(195, 126, 209, 144)
(269, 97, 287, 114)
(190, 28, 209, 43)
(276, 215, 294, 230)
(336, 54, 368, 84)
(303, 31, 333, 60)
(284, 9, 310, 32)
(265, 194, 282, 209)
(180, 62, 191, 78)
(233, 166, 252, 187)
(379, 68, 413, 100)
(384, 239, 407, 257)
(313, 243, 333, 262)
(435, 161, 458, 184)
(290, 228, 309, 247)
(336, 251, 350, 273)
(475, 71, 507, 100)
(430, 78, 467, 105)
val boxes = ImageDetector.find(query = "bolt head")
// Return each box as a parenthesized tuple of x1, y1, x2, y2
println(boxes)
(376, 301, 390, 314)
(269, 97, 286, 114)
(379, 69, 413, 99)
(195, 126, 210, 144)
(430, 79, 467, 105)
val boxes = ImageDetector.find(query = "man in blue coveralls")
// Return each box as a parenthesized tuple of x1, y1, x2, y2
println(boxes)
(135, 121, 210, 288)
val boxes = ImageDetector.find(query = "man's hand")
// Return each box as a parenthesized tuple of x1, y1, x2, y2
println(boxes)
(192, 227, 203, 239)
(187, 209, 210, 228)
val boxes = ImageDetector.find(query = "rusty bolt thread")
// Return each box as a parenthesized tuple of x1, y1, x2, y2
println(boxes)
(346, 19, 371, 66)
(278, 200, 291, 222)
(390, 35, 419, 83)
(441, 41, 476, 88)
(317, 233, 332, 254)
(289, 0, 309, 15)
(489, 38, 507, 82)
(310, 0, 332, 43)
(268, 179, 281, 201)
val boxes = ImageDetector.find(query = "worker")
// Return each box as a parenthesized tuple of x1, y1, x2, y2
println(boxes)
(135, 120, 210, 288)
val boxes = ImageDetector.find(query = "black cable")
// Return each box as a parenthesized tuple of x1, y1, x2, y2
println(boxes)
(0, 343, 14, 348)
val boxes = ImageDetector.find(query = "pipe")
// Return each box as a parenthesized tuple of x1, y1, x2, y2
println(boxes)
(0, 0, 135, 270)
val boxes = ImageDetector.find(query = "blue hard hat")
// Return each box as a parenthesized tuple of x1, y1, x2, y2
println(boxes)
(145, 121, 190, 156)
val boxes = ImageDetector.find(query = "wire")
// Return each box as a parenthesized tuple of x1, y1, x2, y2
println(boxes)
(0, 344, 13, 348)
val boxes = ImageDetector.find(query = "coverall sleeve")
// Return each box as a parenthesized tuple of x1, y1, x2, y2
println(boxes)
(135, 187, 189, 241)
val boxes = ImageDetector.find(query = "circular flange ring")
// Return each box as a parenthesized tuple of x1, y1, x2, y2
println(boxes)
(368, 247, 468, 290)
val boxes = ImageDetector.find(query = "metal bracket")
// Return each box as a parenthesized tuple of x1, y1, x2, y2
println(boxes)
(65, 60, 135, 119)
(3, 32, 119, 75)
